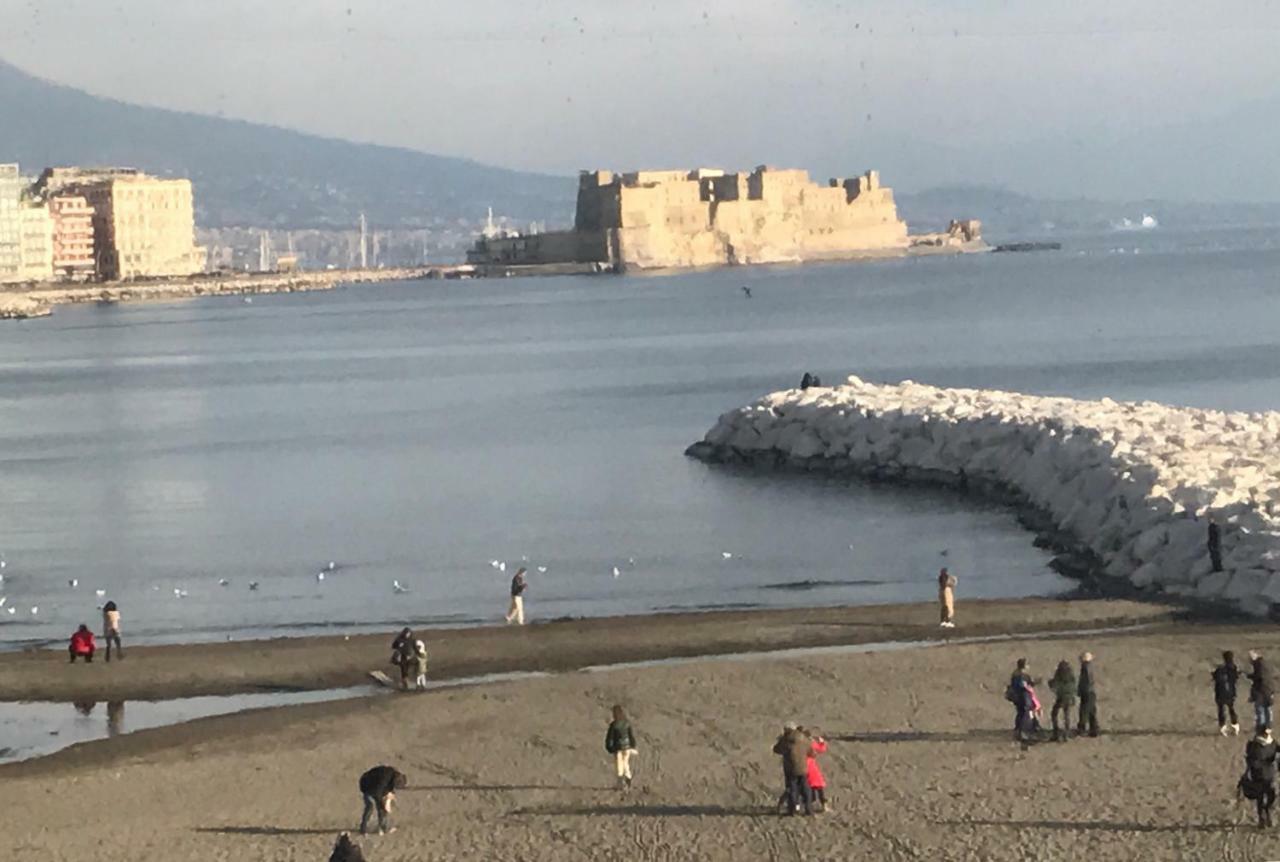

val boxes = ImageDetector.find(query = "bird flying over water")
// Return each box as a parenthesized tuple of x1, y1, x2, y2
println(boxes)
(742, 285, 752, 298)
(392, 580, 409, 594)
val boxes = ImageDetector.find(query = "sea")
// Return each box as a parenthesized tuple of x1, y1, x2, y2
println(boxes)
(1, 225, 1278, 648)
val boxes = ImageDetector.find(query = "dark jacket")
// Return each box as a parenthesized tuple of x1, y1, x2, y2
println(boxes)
(605, 719, 637, 753)
(1251, 658, 1274, 705)
(1208, 521, 1222, 552)
(1247, 737, 1279, 784)
(511, 574, 527, 597)
(1078, 661, 1096, 700)
(1049, 666, 1077, 704)
(359, 765, 406, 800)
(1214, 662, 1240, 703)
(772, 729, 812, 778)
(1008, 671, 1035, 708)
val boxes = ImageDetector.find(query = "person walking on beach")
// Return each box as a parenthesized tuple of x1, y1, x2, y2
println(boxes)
(604, 705, 639, 790)
(1214, 650, 1242, 736)
(101, 600, 123, 661)
(358, 765, 407, 836)
(1242, 726, 1279, 828)
(1249, 650, 1274, 730)
(69, 624, 96, 663)
(390, 628, 415, 690)
(1006, 658, 1036, 741)
(807, 732, 830, 812)
(773, 721, 814, 816)
(1048, 660, 1077, 742)
(412, 640, 428, 690)
(505, 567, 527, 626)
(937, 567, 957, 628)
(1208, 516, 1224, 573)
(1077, 652, 1100, 737)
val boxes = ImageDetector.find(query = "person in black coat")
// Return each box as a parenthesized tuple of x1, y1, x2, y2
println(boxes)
(1208, 516, 1223, 572)
(1008, 658, 1036, 741)
(1214, 650, 1242, 735)
(358, 765, 407, 835)
(1242, 727, 1279, 828)
(1250, 650, 1274, 730)
(1077, 652, 1100, 737)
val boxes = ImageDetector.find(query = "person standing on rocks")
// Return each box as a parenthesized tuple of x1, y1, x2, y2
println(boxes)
(1242, 726, 1279, 828)
(505, 567, 528, 625)
(937, 568, 957, 628)
(1048, 660, 1077, 742)
(1208, 516, 1224, 573)
(1249, 650, 1274, 730)
(1214, 650, 1242, 736)
(102, 600, 124, 662)
(1077, 652, 1100, 737)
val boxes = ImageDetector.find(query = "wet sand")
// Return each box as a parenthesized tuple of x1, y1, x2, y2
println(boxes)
(6, 599, 1280, 860)
(0, 598, 1175, 702)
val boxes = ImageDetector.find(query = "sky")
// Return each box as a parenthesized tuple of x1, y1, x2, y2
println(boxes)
(1, 1, 1279, 199)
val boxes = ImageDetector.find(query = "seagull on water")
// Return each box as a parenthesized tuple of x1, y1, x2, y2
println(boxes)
(30, 606, 38, 615)
(721, 552, 733, 560)
(628, 557, 636, 567)
(489, 560, 501, 569)
(0, 596, 6, 608)
(248, 581, 260, 591)
(392, 580, 409, 594)
(173, 588, 188, 598)
(5, 606, 14, 615)
(68, 578, 78, 589)
(742, 285, 752, 298)
(536, 566, 548, 574)
(327, 561, 336, 571)
(612, 566, 621, 579)
(219, 578, 230, 587)
(497, 562, 506, 573)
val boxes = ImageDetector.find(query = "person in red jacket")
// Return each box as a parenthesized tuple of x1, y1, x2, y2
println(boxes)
(69, 624, 96, 663)
(807, 733, 830, 812)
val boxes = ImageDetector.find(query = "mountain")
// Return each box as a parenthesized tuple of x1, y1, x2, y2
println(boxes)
(0, 59, 574, 229)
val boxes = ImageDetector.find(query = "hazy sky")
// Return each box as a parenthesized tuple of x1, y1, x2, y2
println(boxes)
(2, 1, 1278, 198)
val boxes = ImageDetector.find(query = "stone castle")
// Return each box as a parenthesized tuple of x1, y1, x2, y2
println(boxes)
(468, 166, 911, 271)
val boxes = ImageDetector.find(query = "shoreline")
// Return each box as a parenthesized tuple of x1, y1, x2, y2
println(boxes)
(0, 597, 1185, 703)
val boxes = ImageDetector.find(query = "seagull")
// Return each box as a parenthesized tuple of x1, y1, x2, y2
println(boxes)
(0, 596, 5, 608)
(0, 559, 6, 569)
(628, 557, 636, 567)
(721, 552, 733, 560)
(173, 588, 188, 598)
(243, 297, 253, 304)
(95, 589, 106, 598)
(327, 561, 336, 571)
(742, 285, 752, 298)
(392, 580, 409, 594)
(5, 607, 14, 615)
(248, 581, 260, 591)
(218, 578, 230, 587)
(521, 555, 528, 562)
(68, 578, 78, 588)
(939, 549, 949, 557)
(536, 566, 548, 574)
(612, 566, 621, 578)
(30, 606, 38, 615)
(498, 562, 506, 573)
(316, 572, 325, 582)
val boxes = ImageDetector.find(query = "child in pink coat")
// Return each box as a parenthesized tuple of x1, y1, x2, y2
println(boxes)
(807, 733, 829, 812)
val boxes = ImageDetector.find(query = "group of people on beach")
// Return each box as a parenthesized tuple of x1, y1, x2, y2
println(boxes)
(1005, 653, 1099, 742)
(66, 601, 123, 663)
(772, 722, 830, 816)
(389, 627, 429, 690)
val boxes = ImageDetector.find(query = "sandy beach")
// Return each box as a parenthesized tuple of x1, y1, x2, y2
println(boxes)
(5, 598, 1280, 860)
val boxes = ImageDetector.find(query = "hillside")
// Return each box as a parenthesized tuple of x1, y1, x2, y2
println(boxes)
(0, 59, 573, 229)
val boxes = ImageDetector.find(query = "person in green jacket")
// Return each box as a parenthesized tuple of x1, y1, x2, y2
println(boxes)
(1049, 660, 1077, 742)
(605, 705, 639, 790)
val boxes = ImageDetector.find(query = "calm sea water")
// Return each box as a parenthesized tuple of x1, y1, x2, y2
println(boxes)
(1, 225, 1277, 647)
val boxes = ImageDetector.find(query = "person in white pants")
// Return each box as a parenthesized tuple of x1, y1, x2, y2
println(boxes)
(505, 567, 527, 625)
(605, 704, 639, 789)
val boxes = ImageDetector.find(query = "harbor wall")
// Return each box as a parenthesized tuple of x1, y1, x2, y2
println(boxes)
(686, 376, 1280, 617)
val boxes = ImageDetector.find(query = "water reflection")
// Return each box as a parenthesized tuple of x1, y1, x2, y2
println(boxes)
(70, 700, 126, 735)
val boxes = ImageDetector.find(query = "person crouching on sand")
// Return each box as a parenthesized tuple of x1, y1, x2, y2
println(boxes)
(69, 624, 96, 663)
(605, 704, 639, 790)
(937, 567, 957, 628)
(358, 765, 407, 835)
(412, 640, 428, 690)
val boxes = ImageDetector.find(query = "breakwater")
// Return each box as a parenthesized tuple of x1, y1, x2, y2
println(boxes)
(686, 376, 1280, 616)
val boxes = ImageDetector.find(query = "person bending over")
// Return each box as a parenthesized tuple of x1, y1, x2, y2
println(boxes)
(358, 765, 407, 835)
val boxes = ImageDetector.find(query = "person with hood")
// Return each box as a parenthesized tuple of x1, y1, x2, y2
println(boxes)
(412, 640, 429, 690)
(101, 600, 123, 662)
(358, 765, 407, 836)
(1250, 650, 1274, 730)
(1213, 650, 1242, 736)
(1048, 660, 1077, 742)
(806, 732, 830, 812)
(505, 567, 528, 626)
(937, 568, 957, 628)
(1007, 658, 1036, 741)
(772, 722, 813, 816)
(604, 704, 639, 790)
(69, 624, 96, 663)
(1077, 652, 1099, 737)
(1242, 726, 1279, 828)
